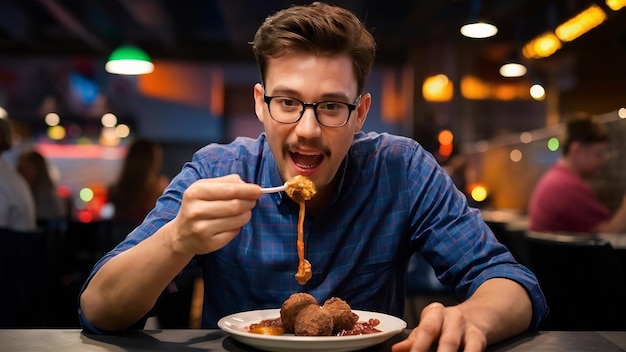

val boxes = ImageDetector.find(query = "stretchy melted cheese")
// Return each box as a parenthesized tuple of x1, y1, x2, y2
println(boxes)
(284, 175, 316, 285)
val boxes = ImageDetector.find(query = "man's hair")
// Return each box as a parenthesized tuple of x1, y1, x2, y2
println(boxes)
(562, 113, 609, 156)
(0, 117, 13, 154)
(252, 2, 376, 95)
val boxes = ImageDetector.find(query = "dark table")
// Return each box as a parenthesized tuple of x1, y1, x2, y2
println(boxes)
(1, 329, 625, 351)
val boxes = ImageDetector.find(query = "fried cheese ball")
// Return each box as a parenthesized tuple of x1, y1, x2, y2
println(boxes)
(280, 293, 318, 333)
(294, 304, 333, 336)
(285, 175, 316, 202)
(322, 297, 359, 333)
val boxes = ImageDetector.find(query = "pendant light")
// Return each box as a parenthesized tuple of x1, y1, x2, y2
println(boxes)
(105, 45, 154, 75)
(460, 0, 498, 39)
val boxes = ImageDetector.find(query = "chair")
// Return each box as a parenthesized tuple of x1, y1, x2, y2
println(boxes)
(524, 231, 626, 330)
(484, 216, 532, 267)
(404, 252, 457, 328)
(0, 227, 48, 327)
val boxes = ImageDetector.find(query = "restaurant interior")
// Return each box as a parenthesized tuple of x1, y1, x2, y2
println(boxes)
(1, 0, 625, 332)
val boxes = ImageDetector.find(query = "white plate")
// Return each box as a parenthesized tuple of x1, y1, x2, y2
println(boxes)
(217, 308, 407, 352)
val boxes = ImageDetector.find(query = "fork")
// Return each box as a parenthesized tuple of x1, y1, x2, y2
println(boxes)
(260, 182, 288, 194)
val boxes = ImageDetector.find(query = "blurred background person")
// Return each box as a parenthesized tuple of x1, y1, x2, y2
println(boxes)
(0, 117, 36, 231)
(17, 147, 67, 226)
(528, 113, 626, 234)
(108, 137, 192, 329)
(107, 138, 169, 226)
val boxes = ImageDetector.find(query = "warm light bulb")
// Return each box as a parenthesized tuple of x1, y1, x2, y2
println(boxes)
(499, 63, 527, 77)
(460, 22, 498, 38)
(606, 0, 626, 10)
(530, 84, 546, 100)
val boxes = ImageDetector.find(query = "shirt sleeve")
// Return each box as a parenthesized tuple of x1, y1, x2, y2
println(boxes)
(407, 145, 548, 329)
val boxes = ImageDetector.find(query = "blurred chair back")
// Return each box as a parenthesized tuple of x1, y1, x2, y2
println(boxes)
(404, 252, 457, 327)
(0, 227, 48, 327)
(524, 231, 626, 330)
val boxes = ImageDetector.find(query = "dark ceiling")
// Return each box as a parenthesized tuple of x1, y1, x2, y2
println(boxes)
(0, 0, 623, 62)
(0, 0, 625, 113)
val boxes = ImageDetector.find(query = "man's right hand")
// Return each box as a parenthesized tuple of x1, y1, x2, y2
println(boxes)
(167, 174, 262, 256)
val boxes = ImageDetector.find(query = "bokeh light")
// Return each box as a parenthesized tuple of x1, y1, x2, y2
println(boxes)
(47, 125, 66, 140)
(45, 112, 60, 126)
(101, 113, 117, 127)
(520, 132, 533, 144)
(469, 184, 489, 203)
(530, 84, 546, 100)
(79, 187, 94, 202)
(548, 137, 560, 151)
(510, 149, 523, 162)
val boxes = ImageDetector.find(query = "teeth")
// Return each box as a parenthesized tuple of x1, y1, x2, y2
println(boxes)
(294, 151, 319, 156)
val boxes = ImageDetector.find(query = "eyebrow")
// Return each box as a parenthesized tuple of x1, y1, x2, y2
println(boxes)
(266, 86, 351, 102)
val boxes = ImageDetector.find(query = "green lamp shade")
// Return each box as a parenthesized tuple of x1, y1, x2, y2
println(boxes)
(105, 45, 154, 75)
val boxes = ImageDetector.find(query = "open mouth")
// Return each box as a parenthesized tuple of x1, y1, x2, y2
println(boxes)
(290, 151, 324, 169)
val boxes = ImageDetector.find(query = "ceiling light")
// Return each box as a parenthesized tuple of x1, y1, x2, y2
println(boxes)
(606, 0, 626, 11)
(499, 63, 527, 78)
(522, 32, 562, 59)
(460, 22, 498, 38)
(555, 5, 606, 42)
(105, 45, 154, 75)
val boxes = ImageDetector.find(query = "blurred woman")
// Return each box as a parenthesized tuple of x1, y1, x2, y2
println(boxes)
(0, 117, 36, 231)
(17, 147, 67, 224)
(108, 138, 168, 224)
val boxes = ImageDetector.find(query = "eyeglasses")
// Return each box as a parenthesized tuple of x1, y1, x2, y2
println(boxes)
(263, 94, 361, 128)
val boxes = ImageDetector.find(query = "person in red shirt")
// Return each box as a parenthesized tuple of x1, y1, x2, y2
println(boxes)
(528, 114, 626, 233)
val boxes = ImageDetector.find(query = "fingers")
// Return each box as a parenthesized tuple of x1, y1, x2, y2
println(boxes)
(391, 303, 487, 352)
(189, 175, 262, 201)
(412, 302, 447, 351)
(167, 174, 265, 255)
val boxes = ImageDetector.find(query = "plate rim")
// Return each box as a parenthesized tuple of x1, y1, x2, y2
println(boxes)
(217, 308, 407, 349)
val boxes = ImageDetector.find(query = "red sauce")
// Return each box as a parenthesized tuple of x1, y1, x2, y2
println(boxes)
(337, 318, 382, 336)
(247, 317, 382, 336)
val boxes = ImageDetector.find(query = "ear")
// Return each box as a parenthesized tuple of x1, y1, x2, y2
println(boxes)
(353, 92, 371, 132)
(253, 83, 265, 123)
(569, 141, 582, 155)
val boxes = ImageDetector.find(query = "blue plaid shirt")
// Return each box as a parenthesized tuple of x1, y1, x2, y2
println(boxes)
(80, 131, 547, 331)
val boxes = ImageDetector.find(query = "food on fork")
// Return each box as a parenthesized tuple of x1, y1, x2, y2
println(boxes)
(284, 175, 316, 285)
(285, 175, 316, 202)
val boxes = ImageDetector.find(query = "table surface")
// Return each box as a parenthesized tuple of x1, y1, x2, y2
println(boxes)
(1, 329, 625, 352)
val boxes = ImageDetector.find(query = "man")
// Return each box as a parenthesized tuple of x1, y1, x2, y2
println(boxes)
(529, 115, 626, 233)
(80, 3, 547, 350)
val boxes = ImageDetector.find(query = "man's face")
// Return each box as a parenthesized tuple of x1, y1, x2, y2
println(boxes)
(254, 52, 370, 192)
(572, 141, 609, 178)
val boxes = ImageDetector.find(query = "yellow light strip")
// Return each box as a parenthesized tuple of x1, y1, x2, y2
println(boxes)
(555, 5, 606, 42)
(522, 32, 562, 59)
(606, 0, 626, 11)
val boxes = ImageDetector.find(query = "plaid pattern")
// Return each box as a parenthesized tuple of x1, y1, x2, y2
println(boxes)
(80, 132, 547, 331)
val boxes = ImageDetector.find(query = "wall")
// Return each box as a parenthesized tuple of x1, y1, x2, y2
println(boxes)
(467, 111, 626, 212)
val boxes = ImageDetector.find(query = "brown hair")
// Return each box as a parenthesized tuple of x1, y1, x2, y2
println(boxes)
(17, 148, 56, 192)
(251, 2, 376, 95)
(562, 113, 609, 156)
(108, 138, 163, 214)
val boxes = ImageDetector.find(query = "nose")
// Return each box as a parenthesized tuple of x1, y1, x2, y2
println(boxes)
(294, 106, 322, 138)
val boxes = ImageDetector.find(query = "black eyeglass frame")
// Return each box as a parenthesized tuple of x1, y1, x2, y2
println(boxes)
(263, 94, 361, 128)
